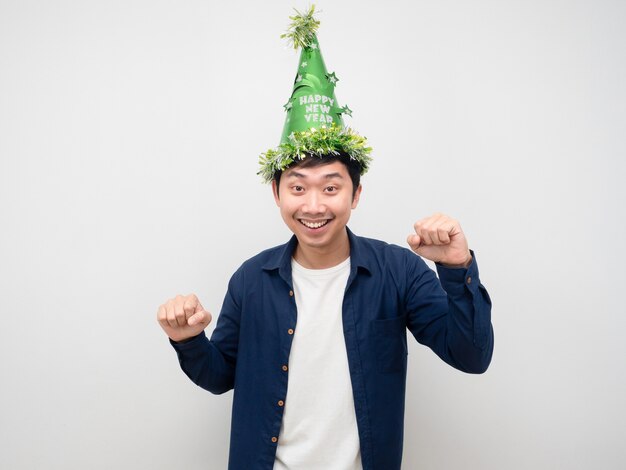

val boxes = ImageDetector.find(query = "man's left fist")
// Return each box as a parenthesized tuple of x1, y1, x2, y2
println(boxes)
(407, 213, 472, 267)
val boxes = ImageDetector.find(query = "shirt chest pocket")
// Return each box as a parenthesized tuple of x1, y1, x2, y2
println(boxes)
(371, 315, 408, 374)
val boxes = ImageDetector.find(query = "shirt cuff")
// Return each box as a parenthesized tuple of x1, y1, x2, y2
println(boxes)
(169, 330, 208, 352)
(435, 250, 480, 295)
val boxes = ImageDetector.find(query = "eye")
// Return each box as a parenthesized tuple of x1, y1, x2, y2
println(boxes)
(292, 185, 304, 192)
(324, 185, 338, 193)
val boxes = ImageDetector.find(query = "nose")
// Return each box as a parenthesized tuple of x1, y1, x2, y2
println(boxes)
(302, 191, 326, 214)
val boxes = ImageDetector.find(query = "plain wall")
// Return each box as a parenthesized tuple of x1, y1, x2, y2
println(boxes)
(1, 0, 625, 468)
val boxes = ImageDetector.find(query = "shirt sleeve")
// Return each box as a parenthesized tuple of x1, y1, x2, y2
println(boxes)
(169, 267, 244, 394)
(404, 250, 494, 374)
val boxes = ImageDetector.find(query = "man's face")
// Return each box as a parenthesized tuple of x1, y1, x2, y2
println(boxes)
(272, 160, 362, 253)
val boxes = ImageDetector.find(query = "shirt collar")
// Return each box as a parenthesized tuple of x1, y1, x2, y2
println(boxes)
(262, 227, 373, 281)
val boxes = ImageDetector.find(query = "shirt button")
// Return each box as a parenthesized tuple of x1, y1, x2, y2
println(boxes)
(467, 276, 472, 284)
(282, 365, 288, 371)
(288, 328, 294, 335)
(289, 290, 294, 297)
(278, 400, 284, 407)
(271, 436, 278, 443)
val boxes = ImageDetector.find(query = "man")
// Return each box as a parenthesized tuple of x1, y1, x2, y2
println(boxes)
(157, 6, 493, 469)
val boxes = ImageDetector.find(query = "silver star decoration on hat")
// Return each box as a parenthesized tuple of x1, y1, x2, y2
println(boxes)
(301, 61, 308, 68)
(283, 100, 293, 111)
(341, 105, 353, 117)
(296, 74, 303, 83)
(309, 43, 318, 50)
(326, 72, 339, 85)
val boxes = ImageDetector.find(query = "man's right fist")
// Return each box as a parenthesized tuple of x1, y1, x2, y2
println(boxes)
(157, 293, 212, 343)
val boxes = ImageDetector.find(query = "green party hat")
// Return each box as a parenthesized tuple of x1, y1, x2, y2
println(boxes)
(258, 5, 372, 183)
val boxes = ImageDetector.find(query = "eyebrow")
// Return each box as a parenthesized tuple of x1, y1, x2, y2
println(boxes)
(285, 171, 344, 179)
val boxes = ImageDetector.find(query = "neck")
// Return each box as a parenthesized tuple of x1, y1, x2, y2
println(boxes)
(293, 230, 350, 269)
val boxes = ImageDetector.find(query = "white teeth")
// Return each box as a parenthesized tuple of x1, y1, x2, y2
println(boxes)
(300, 219, 329, 229)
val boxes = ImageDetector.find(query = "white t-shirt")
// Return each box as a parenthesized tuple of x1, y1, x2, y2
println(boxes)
(273, 256, 362, 470)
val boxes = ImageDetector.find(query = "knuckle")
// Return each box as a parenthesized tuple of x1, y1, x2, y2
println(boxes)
(184, 296, 197, 310)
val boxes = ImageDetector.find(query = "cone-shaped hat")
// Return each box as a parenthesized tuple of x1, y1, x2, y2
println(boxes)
(258, 5, 372, 183)
(279, 33, 345, 142)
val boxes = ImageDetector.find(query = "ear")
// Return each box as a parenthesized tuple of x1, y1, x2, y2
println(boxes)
(271, 180, 281, 207)
(351, 184, 362, 210)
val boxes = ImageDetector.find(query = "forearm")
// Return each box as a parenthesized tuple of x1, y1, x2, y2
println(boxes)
(435, 252, 494, 373)
(170, 331, 236, 394)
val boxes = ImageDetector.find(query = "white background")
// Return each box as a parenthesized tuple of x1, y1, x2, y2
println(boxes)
(1, 0, 625, 468)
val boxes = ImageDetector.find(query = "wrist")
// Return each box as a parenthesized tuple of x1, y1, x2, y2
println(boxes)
(440, 252, 472, 269)
(171, 332, 201, 344)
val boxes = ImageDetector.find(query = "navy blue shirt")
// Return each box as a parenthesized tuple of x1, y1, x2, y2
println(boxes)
(170, 228, 493, 469)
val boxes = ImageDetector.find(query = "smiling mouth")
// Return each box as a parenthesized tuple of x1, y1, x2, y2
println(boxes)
(299, 219, 330, 229)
